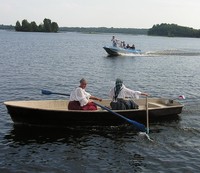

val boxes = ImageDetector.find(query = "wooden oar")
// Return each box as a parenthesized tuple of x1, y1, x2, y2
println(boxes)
(146, 96, 149, 134)
(94, 102, 146, 132)
(41, 89, 70, 96)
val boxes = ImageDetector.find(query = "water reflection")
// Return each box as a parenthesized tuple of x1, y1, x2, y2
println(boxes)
(4, 125, 138, 144)
(4, 115, 181, 145)
(2, 117, 183, 173)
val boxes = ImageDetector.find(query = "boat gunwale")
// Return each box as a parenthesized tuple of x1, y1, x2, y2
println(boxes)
(4, 99, 184, 113)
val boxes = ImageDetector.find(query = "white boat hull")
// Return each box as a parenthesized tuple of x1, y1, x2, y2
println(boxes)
(103, 46, 141, 56)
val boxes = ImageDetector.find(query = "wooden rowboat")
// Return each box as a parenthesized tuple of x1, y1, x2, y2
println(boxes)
(4, 98, 183, 127)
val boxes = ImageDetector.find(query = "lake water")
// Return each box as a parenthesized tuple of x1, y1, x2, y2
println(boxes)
(0, 30, 200, 172)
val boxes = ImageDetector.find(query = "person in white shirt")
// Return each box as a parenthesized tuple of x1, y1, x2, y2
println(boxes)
(111, 36, 117, 47)
(68, 78, 102, 110)
(109, 78, 148, 110)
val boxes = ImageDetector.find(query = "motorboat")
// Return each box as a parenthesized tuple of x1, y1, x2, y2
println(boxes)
(103, 46, 142, 56)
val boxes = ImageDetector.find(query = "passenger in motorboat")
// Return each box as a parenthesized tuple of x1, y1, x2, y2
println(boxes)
(111, 36, 117, 47)
(130, 44, 135, 49)
(109, 78, 149, 110)
(126, 44, 131, 49)
(122, 41, 126, 48)
(68, 78, 102, 110)
(111, 36, 136, 50)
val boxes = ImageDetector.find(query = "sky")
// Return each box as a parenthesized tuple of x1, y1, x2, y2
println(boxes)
(1, 0, 200, 29)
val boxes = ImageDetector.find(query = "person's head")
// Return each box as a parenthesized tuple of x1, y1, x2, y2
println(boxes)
(114, 78, 123, 99)
(80, 78, 87, 89)
(115, 78, 123, 88)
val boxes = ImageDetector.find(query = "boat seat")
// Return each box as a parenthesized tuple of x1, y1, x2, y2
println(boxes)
(148, 102, 165, 108)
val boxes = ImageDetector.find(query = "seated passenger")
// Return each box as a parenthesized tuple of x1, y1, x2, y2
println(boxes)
(119, 41, 123, 48)
(68, 78, 102, 110)
(122, 41, 126, 48)
(126, 44, 130, 49)
(130, 44, 135, 49)
(109, 78, 149, 110)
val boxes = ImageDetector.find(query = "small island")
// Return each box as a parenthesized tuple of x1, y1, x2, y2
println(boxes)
(148, 23, 200, 38)
(15, 18, 59, 33)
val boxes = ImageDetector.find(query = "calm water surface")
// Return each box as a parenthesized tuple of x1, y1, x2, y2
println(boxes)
(0, 30, 200, 172)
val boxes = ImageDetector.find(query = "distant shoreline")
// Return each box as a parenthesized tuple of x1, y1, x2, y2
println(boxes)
(1, 23, 200, 38)
(59, 27, 148, 35)
(0, 24, 148, 35)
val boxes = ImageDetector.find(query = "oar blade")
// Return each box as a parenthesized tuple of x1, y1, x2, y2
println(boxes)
(94, 102, 146, 132)
(41, 89, 52, 95)
(41, 90, 70, 96)
(127, 119, 146, 132)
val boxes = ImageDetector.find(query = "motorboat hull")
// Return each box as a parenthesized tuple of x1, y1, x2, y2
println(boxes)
(103, 46, 141, 56)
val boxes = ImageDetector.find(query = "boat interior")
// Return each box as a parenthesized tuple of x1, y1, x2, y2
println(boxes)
(4, 98, 182, 111)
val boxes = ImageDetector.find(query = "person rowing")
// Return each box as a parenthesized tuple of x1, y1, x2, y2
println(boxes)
(68, 78, 102, 110)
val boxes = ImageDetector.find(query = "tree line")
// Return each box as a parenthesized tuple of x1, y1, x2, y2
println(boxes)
(59, 27, 148, 35)
(148, 23, 200, 38)
(15, 18, 59, 32)
(0, 24, 14, 30)
(2, 21, 200, 38)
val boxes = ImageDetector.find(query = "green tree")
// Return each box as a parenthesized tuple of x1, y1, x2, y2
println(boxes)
(43, 18, 52, 32)
(30, 21, 38, 32)
(148, 23, 200, 38)
(51, 22, 59, 32)
(14, 18, 59, 33)
(21, 19, 31, 32)
(15, 21, 21, 31)
(37, 24, 44, 32)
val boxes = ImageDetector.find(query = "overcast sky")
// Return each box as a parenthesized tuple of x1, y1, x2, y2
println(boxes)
(1, 0, 200, 29)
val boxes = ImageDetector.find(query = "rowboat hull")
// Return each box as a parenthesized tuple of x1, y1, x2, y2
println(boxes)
(103, 46, 141, 56)
(4, 98, 183, 127)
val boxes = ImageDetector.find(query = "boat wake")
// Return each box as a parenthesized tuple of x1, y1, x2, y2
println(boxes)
(107, 48, 200, 57)
(117, 52, 147, 57)
(145, 49, 200, 57)
(106, 49, 200, 57)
